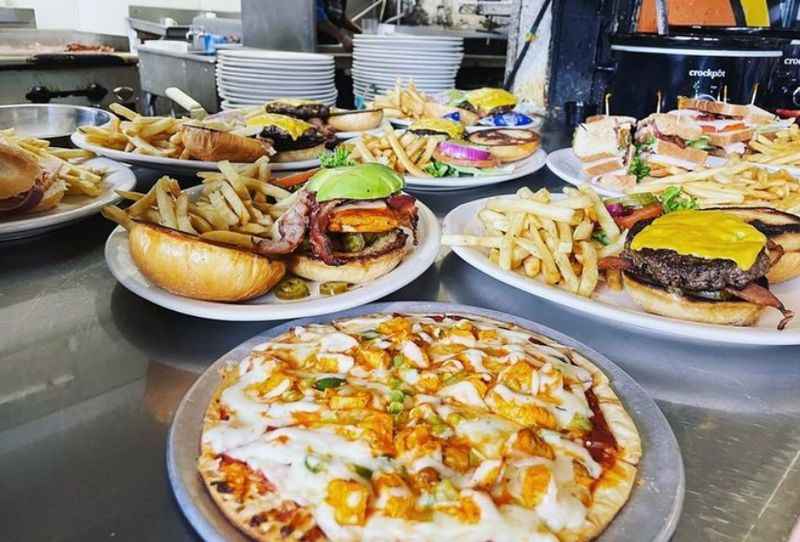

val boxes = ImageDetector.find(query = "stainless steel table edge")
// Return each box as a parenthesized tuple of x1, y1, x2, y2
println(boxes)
(167, 301, 685, 542)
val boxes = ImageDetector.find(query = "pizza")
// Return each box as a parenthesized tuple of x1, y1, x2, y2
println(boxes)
(198, 312, 642, 541)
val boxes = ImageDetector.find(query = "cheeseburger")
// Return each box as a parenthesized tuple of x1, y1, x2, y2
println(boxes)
(454, 88, 518, 117)
(601, 209, 794, 329)
(246, 113, 326, 162)
(0, 143, 65, 216)
(253, 163, 417, 283)
(408, 118, 464, 139)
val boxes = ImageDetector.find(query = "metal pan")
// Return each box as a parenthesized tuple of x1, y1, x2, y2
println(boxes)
(167, 301, 684, 542)
(0, 103, 113, 145)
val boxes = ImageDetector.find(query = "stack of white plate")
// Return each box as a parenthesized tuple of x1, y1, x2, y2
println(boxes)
(352, 35, 463, 103)
(216, 49, 337, 109)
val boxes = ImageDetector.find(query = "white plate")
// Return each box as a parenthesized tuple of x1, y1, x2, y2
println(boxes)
(0, 157, 136, 241)
(217, 68, 335, 81)
(218, 49, 334, 63)
(105, 192, 440, 321)
(218, 84, 337, 96)
(444, 195, 800, 344)
(218, 59, 333, 70)
(547, 148, 730, 198)
(406, 149, 547, 192)
(71, 132, 321, 174)
(219, 88, 337, 101)
(218, 63, 334, 74)
(217, 79, 335, 91)
(352, 69, 458, 81)
(334, 127, 384, 140)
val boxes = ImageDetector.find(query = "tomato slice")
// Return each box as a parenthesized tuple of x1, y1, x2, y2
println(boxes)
(272, 168, 318, 188)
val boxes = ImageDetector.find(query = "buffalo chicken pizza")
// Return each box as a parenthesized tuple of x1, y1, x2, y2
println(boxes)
(198, 313, 642, 541)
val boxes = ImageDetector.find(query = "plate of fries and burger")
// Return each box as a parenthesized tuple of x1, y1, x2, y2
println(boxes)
(336, 119, 545, 192)
(0, 128, 134, 240)
(443, 181, 800, 344)
(71, 99, 394, 176)
(370, 82, 540, 131)
(101, 159, 440, 320)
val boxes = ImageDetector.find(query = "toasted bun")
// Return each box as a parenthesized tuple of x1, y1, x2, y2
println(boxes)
(422, 102, 480, 126)
(274, 143, 326, 163)
(182, 125, 272, 162)
(0, 143, 40, 199)
(585, 115, 637, 126)
(622, 272, 764, 326)
(327, 109, 383, 132)
(31, 178, 66, 212)
(767, 251, 800, 284)
(128, 222, 285, 302)
(287, 246, 407, 284)
(468, 129, 540, 163)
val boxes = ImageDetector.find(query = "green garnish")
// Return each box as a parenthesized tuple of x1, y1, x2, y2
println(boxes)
(305, 454, 326, 473)
(352, 465, 373, 480)
(628, 154, 651, 182)
(314, 377, 346, 390)
(424, 160, 454, 178)
(319, 146, 354, 168)
(387, 402, 404, 415)
(659, 186, 698, 214)
(592, 230, 609, 245)
(392, 355, 408, 369)
(686, 136, 712, 150)
(567, 413, 594, 433)
(389, 389, 405, 403)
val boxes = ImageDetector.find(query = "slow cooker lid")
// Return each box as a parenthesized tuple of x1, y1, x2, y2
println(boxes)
(611, 32, 783, 56)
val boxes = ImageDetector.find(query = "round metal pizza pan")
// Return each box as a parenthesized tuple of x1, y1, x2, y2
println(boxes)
(167, 301, 685, 542)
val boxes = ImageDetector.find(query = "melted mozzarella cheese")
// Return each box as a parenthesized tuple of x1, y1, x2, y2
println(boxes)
(402, 340, 429, 368)
(321, 332, 358, 353)
(440, 381, 487, 408)
(540, 430, 601, 478)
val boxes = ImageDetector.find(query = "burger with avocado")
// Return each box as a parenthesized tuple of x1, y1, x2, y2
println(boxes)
(253, 163, 418, 283)
(600, 209, 795, 329)
(246, 113, 327, 162)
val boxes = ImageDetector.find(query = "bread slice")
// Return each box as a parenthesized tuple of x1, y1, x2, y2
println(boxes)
(651, 114, 705, 140)
(649, 138, 707, 168)
(705, 127, 754, 147)
(677, 96, 776, 125)
(582, 156, 626, 176)
(573, 116, 630, 162)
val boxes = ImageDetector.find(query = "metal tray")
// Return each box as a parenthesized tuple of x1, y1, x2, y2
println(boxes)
(167, 302, 685, 542)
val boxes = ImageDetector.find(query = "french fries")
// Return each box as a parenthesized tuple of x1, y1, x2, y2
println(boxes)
(0, 128, 107, 199)
(370, 82, 431, 121)
(81, 103, 188, 159)
(746, 123, 800, 167)
(443, 187, 627, 297)
(102, 160, 291, 254)
(630, 162, 800, 214)
(344, 123, 444, 177)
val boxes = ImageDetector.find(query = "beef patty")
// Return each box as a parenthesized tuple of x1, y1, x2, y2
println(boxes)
(264, 102, 330, 121)
(623, 218, 770, 291)
(260, 125, 324, 151)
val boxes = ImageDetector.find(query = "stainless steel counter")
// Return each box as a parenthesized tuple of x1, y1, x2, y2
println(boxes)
(1, 125, 799, 541)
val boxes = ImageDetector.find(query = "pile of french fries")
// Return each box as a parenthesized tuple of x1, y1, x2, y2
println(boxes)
(81, 103, 189, 159)
(629, 162, 800, 213)
(0, 128, 106, 197)
(102, 157, 295, 250)
(443, 186, 627, 297)
(370, 82, 432, 121)
(344, 122, 438, 177)
(747, 123, 800, 166)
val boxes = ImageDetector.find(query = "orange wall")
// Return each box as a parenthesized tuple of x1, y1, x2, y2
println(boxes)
(638, 0, 736, 31)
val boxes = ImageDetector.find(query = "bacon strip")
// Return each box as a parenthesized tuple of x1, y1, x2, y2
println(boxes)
(253, 190, 313, 256)
(725, 282, 795, 330)
(598, 256, 632, 271)
(309, 198, 345, 265)
(386, 193, 418, 241)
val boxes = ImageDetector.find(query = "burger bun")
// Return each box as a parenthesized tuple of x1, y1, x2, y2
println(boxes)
(181, 125, 273, 162)
(467, 129, 540, 162)
(274, 142, 326, 163)
(287, 246, 408, 284)
(622, 272, 764, 326)
(0, 143, 40, 199)
(128, 222, 285, 302)
(327, 109, 383, 132)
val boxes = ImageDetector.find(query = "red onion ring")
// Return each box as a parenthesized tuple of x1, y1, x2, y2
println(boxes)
(437, 141, 492, 162)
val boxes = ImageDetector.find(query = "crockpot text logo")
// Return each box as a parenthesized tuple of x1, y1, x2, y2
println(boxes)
(688, 68, 726, 79)
(785, 58, 800, 66)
